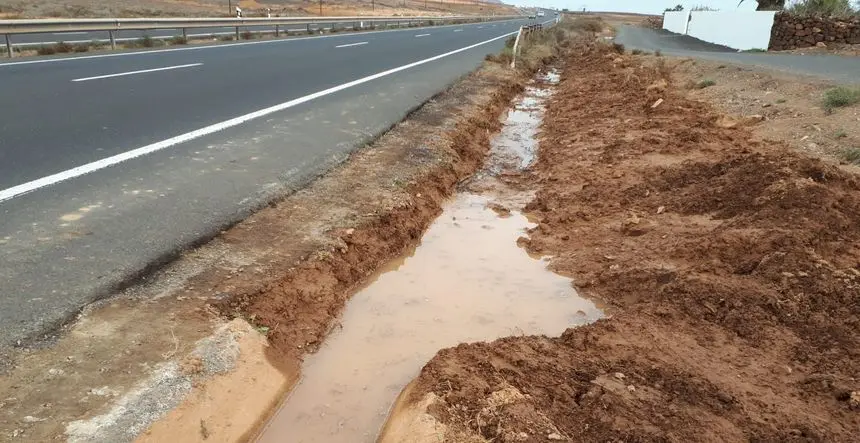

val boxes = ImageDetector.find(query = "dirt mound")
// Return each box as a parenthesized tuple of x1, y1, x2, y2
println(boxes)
(394, 42, 860, 441)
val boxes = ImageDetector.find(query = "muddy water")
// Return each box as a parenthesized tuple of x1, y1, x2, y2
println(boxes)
(257, 71, 601, 443)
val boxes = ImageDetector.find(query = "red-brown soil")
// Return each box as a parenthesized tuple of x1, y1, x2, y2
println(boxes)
(401, 41, 860, 442)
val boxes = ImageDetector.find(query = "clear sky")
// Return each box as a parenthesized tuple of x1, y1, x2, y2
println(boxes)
(511, 0, 760, 14)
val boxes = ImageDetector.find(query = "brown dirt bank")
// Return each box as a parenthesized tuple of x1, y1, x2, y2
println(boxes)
(386, 42, 860, 441)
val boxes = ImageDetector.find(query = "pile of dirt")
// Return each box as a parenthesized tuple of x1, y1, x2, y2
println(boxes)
(392, 41, 860, 441)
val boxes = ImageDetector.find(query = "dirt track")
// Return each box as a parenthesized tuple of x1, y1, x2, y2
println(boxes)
(387, 41, 860, 441)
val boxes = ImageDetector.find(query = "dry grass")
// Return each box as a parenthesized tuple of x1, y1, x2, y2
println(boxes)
(0, 0, 518, 18)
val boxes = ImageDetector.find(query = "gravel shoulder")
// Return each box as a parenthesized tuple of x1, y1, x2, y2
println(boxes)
(381, 40, 860, 442)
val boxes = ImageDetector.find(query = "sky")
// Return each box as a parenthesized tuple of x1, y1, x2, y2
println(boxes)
(511, 0, 760, 14)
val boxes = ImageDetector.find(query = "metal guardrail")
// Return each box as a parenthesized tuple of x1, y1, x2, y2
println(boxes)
(0, 15, 522, 57)
(509, 23, 546, 69)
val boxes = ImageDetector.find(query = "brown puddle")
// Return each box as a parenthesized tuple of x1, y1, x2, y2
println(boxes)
(257, 70, 601, 443)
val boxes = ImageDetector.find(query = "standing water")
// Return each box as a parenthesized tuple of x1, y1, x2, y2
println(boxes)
(257, 71, 602, 443)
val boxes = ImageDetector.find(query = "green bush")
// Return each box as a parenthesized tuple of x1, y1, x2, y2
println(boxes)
(137, 35, 155, 47)
(788, 0, 858, 17)
(823, 87, 860, 112)
(697, 79, 717, 89)
(841, 147, 860, 164)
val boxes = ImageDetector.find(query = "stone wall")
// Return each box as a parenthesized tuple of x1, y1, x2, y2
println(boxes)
(769, 13, 860, 50)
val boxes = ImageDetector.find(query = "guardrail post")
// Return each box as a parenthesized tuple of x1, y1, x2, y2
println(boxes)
(235, 26, 240, 40)
(182, 28, 187, 40)
(275, 24, 280, 37)
(307, 23, 311, 33)
(510, 26, 524, 69)
(109, 30, 116, 50)
(4, 34, 12, 58)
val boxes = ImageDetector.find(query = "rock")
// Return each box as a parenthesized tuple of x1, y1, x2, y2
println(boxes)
(743, 115, 765, 125)
(816, 41, 827, 48)
(345, 228, 355, 236)
(762, 103, 772, 108)
(656, 206, 665, 214)
(22, 416, 45, 423)
(646, 79, 668, 93)
(547, 433, 564, 440)
(850, 391, 860, 410)
(621, 213, 653, 236)
(613, 372, 626, 380)
(627, 385, 636, 392)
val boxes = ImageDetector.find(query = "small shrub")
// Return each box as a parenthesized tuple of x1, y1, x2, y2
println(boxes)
(841, 147, 860, 164)
(697, 79, 717, 89)
(612, 42, 625, 54)
(170, 35, 188, 45)
(37, 45, 56, 56)
(743, 48, 767, 52)
(823, 87, 860, 112)
(73, 43, 90, 53)
(218, 34, 234, 41)
(835, 130, 848, 138)
(241, 30, 254, 40)
(776, 98, 787, 104)
(631, 48, 644, 55)
(654, 49, 662, 57)
(54, 41, 74, 53)
(137, 35, 155, 48)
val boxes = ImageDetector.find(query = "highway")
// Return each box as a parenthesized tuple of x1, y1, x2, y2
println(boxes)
(0, 17, 546, 355)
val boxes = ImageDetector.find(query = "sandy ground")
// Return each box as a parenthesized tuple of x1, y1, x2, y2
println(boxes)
(381, 39, 860, 441)
(666, 56, 860, 169)
(0, 0, 517, 18)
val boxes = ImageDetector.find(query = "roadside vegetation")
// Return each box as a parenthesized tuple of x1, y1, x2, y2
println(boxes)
(823, 86, 860, 112)
(740, 0, 858, 16)
(486, 17, 609, 71)
(842, 147, 860, 163)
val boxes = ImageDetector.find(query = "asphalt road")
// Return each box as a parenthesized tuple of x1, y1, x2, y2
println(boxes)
(0, 17, 552, 355)
(615, 25, 860, 85)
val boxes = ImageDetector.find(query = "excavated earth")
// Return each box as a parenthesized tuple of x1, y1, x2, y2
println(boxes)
(383, 41, 860, 442)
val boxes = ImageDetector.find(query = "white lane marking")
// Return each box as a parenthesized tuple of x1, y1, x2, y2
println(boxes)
(71, 63, 203, 82)
(0, 19, 526, 67)
(0, 31, 517, 203)
(334, 41, 368, 48)
(453, 29, 463, 32)
(52, 32, 88, 35)
(415, 33, 430, 37)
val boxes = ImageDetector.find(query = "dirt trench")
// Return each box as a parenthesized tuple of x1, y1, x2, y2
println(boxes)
(382, 42, 860, 442)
